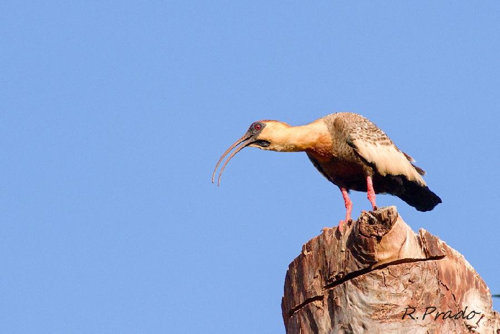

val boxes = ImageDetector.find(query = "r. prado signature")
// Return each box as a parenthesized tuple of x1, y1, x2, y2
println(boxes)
(402, 306, 481, 321)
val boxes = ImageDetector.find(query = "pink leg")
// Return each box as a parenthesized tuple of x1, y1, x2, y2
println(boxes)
(339, 187, 352, 232)
(366, 175, 378, 211)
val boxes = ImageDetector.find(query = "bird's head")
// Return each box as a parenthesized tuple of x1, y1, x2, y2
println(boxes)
(212, 120, 291, 185)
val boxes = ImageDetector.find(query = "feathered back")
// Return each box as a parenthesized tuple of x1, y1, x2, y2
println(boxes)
(323, 113, 426, 185)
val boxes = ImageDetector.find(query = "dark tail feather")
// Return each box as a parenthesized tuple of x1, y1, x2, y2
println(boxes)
(379, 175, 442, 212)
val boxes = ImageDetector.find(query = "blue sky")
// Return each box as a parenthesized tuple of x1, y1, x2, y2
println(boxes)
(1, 1, 499, 333)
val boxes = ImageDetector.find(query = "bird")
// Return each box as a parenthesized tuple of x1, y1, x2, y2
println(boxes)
(212, 112, 441, 231)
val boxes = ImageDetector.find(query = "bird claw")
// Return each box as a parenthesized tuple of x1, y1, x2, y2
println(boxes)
(338, 218, 353, 234)
(338, 220, 347, 233)
(338, 220, 345, 233)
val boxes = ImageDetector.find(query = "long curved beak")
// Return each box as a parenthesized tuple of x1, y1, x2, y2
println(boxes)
(212, 132, 254, 186)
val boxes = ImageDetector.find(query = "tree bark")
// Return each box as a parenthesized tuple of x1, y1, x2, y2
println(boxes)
(282, 206, 500, 333)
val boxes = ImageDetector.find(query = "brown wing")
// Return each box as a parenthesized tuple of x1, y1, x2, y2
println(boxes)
(332, 113, 427, 186)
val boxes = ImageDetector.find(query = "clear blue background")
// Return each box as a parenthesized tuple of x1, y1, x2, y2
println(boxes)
(1, 1, 499, 333)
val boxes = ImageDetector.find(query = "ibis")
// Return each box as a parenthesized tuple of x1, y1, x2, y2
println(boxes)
(212, 112, 441, 231)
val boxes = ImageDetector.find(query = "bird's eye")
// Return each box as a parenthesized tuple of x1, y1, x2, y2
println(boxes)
(248, 122, 265, 134)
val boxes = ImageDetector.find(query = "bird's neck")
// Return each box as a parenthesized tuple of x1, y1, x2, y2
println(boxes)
(271, 121, 330, 153)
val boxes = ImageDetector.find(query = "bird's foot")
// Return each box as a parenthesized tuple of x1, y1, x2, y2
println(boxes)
(338, 219, 352, 233)
(338, 220, 345, 233)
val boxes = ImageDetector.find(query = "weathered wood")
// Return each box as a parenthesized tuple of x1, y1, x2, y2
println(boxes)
(282, 206, 500, 333)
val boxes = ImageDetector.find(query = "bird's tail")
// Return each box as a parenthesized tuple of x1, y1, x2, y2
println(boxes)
(380, 175, 442, 212)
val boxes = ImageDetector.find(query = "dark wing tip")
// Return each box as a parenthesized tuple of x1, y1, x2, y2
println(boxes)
(402, 151, 426, 176)
(413, 165, 426, 176)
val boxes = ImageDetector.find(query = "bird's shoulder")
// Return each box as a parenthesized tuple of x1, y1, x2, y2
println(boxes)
(320, 112, 391, 145)
(319, 113, 425, 184)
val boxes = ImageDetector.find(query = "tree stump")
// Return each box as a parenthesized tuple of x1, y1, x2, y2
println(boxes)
(281, 206, 500, 333)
